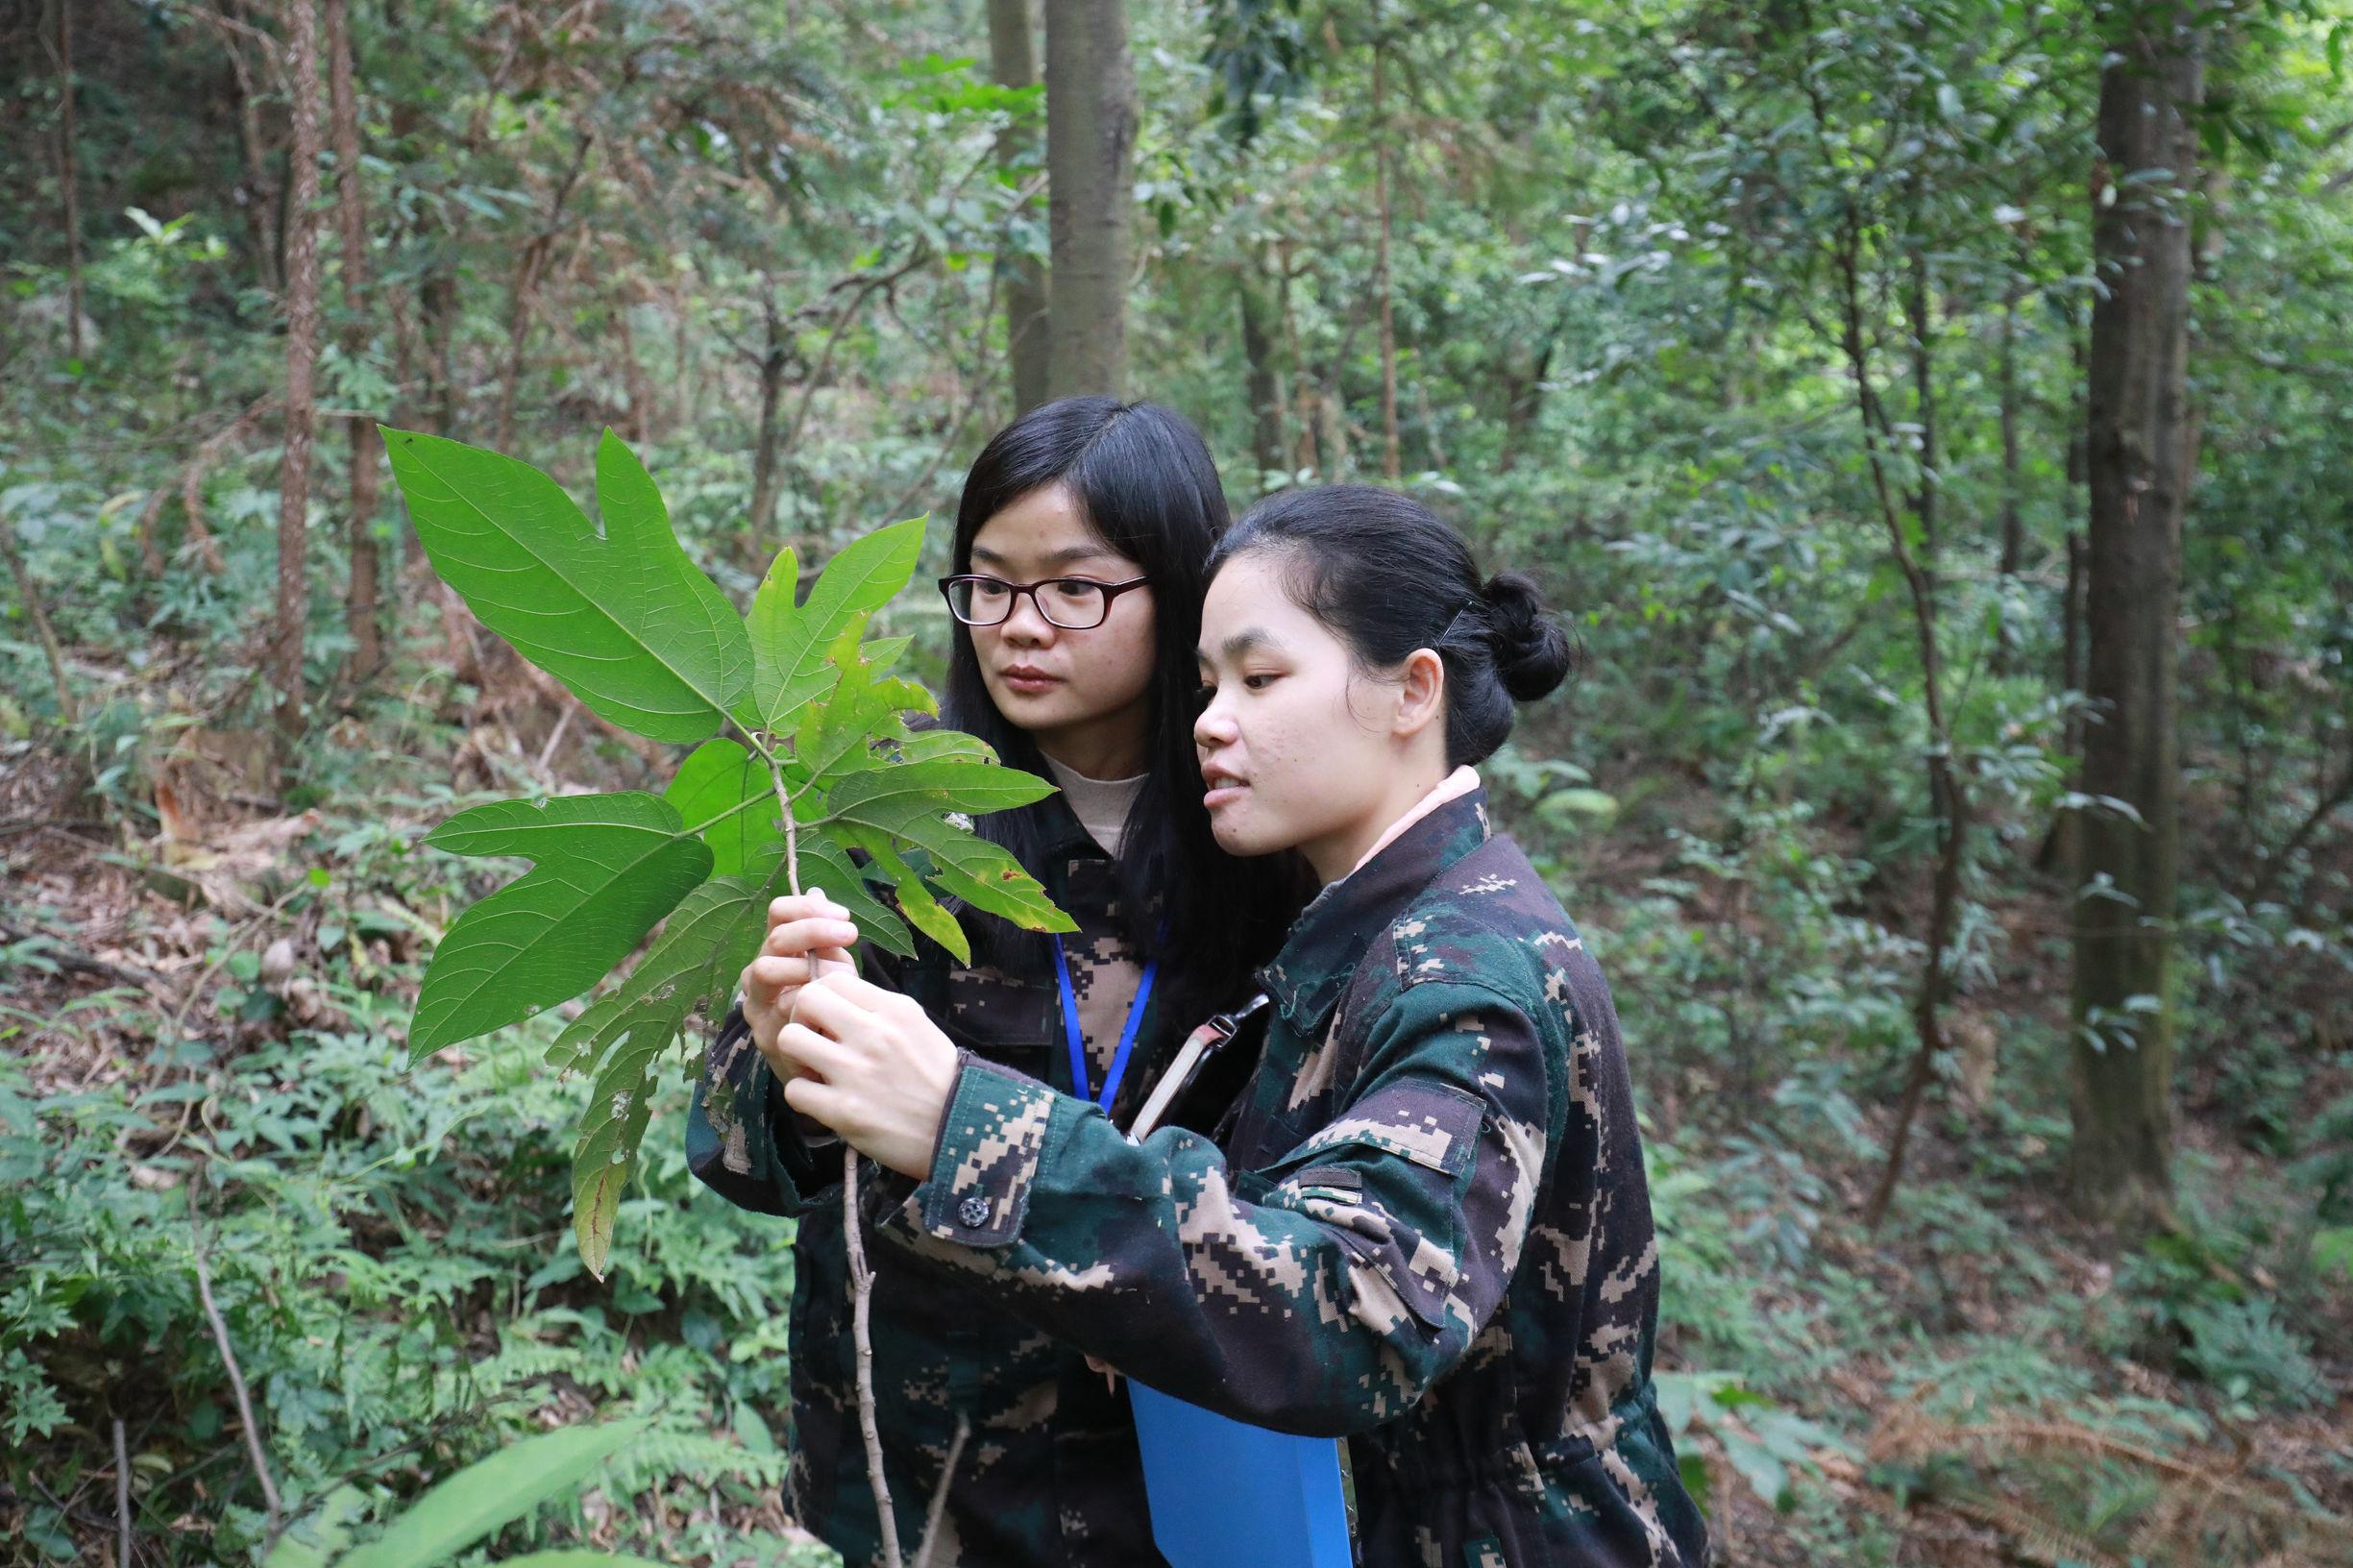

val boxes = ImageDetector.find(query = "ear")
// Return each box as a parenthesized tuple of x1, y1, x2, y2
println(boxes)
(1393, 649, 1447, 742)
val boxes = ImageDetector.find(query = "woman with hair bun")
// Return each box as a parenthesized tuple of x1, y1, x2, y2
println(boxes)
(772, 484, 1709, 1566)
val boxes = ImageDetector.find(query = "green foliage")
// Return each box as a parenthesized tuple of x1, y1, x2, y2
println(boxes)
(383, 432, 1072, 1277)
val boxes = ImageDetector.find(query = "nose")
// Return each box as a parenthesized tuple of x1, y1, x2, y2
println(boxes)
(995, 589, 1058, 646)
(1193, 690, 1238, 752)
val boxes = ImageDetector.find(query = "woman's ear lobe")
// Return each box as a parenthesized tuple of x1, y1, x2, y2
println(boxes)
(1396, 649, 1446, 738)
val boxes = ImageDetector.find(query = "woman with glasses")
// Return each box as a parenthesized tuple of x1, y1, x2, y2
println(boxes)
(685, 395, 1308, 1567)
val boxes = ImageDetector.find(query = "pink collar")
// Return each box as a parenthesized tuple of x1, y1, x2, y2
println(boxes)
(1343, 766, 1482, 880)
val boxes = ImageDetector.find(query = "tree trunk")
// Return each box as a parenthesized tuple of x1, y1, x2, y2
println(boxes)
(49, 0, 84, 359)
(2071, 0, 2202, 1235)
(223, 0, 282, 296)
(276, 0, 327, 779)
(1997, 277, 2024, 582)
(494, 131, 594, 450)
(1371, 33, 1401, 481)
(1238, 263, 1286, 478)
(1042, 0, 1134, 400)
(326, 0, 383, 689)
(989, 0, 1050, 413)
(748, 293, 788, 545)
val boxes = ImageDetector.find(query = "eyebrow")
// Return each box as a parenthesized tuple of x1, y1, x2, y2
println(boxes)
(1198, 627, 1285, 663)
(969, 542, 1125, 571)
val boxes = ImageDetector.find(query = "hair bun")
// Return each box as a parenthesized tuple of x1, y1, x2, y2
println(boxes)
(1481, 571, 1575, 702)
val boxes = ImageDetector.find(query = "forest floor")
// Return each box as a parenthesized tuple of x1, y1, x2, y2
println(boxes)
(2, 665, 2348, 1567)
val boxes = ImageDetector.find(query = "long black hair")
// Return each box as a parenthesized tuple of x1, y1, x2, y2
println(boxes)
(943, 396, 1306, 1027)
(1207, 485, 1577, 765)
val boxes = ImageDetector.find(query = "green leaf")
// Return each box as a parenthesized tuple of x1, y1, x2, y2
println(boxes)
(412, 795, 712, 1059)
(335, 1419, 647, 1568)
(741, 518, 926, 730)
(663, 738, 782, 877)
(794, 829, 917, 959)
(892, 729, 999, 765)
(495, 1556, 671, 1567)
(823, 758, 1059, 824)
(889, 813, 1075, 933)
(380, 427, 749, 743)
(845, 828, 970, 965)
(795, 622, 935, 791)
(564, 875, 778, 1274)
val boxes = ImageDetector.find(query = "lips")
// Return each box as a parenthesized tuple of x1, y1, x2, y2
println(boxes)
(997, 665, 1061, 695)
(1201, 763, 1247, 809)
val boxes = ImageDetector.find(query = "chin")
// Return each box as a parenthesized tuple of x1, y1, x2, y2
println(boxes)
(1210, 812, 1285, 860)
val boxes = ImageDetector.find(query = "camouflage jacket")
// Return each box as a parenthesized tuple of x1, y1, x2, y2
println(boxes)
(685, 795, 1199, 1568)
(866, 786, 1710, 1568)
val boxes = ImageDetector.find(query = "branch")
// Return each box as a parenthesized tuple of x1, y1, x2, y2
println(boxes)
(188, 1184, 282, 1553)
(909, 1414, 971, 1568)
(763, 740, 901, 1568)
(112, 1416, 132, 1568)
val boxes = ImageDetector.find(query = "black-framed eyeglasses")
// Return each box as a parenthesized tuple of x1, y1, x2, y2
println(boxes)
(938, 574, 1151, 630)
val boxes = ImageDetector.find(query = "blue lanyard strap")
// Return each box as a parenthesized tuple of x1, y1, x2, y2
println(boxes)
(1052, 935, 1160, 1112)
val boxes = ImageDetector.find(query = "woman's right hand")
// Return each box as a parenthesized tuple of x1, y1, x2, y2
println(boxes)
(741, 892, 863, 1081)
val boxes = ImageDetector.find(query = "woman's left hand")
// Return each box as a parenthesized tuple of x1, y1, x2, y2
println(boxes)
(773, 970, 962, 1178)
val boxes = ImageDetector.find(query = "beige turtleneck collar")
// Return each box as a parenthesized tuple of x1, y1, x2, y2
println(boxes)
(1042, 754, 1146, 860)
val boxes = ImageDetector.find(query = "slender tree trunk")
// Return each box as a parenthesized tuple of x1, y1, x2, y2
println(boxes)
(2071, 0, 2202, 1235)
(614, 288, 653, 443)
(48, 0, 84, 359)
(1042, 0, 1134, 399)
(748, 293, 788, 545)
(988, 0, 1050, 413)
(1997, 278, 2024, 582)
(1371, 31, 1401, 480)
(1905, 206, 1938, 594)
(326, 0, 382, 688)
(223, 0, 282, 296)
(494, 131, 594, 450)
(1238, 264, 1286, 478)
(276, 0, 327, 779)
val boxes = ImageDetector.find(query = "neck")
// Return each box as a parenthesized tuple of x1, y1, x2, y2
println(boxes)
(1032, 709, 1150, 781)
(1301, 758, 1453, 886)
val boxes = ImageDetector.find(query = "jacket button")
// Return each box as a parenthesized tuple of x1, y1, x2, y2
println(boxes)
(958, 1194, 992, 1229)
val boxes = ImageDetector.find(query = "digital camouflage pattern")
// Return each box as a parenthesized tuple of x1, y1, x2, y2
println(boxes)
(685, 796, 1187, 1568)
(869, 786, 1710, 1568)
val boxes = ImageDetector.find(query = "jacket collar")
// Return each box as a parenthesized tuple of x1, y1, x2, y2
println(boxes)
(1258, 786, 1493, 1032)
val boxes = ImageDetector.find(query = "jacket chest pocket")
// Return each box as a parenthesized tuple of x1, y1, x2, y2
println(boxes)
(944, 964, 1057, 1066)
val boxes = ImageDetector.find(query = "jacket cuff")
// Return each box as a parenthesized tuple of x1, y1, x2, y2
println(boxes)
(911, 1053, 1058, 1247)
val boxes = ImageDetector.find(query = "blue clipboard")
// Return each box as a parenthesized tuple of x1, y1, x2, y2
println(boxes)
(1128, 1381, 1353, 1568)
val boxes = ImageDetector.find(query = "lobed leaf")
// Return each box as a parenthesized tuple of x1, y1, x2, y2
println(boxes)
(740, 517, 926, 731)
(562, 875, 781, 1275)
(381, 428, 749, 743)
(411, 794, 712, 1059)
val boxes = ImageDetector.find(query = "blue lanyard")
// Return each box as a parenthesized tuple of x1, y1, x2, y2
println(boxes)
(1052, 936, 1160, 1112)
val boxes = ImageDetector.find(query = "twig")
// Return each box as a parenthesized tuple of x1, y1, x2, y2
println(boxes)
(766, 743, 901, 1568)
(187, 1184, 282, 1553)
(909, 1414, 971, 1568)
(113, 1416, 133, 1568)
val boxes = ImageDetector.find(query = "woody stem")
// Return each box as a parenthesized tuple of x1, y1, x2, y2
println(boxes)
(766, 739, 900, 1568)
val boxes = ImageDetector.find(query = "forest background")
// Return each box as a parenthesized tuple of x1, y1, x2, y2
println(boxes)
(2, 0, 2350, 1564)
